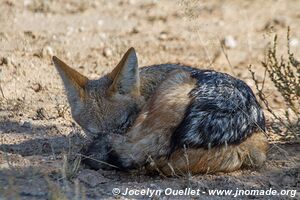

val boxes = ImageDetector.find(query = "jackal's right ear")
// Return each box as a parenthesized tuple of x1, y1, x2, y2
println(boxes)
(108, 47, 140, 96)
(52, 56, 89, 102)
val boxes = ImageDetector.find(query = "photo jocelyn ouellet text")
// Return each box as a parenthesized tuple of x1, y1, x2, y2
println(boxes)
(112, 187, 297, 198)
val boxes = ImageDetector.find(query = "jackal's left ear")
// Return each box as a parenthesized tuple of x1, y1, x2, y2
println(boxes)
(108, 47, 140, 96)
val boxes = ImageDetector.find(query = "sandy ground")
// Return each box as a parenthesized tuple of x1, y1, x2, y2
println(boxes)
(0, 0, 299, 199)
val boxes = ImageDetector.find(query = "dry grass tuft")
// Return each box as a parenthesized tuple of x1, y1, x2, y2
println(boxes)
(249, 27, 300, 141)
(61, 154, 81, 181)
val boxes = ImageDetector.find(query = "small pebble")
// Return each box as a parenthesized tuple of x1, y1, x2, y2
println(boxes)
(79, 26, 85, 32)
(31, 83, 42, 92)
(223, 35, 237, 49)
(42, 46, 54, 58)
(97, 20, 103, 26)
(103, 47, 113, 57)
(289, 38, 299, 47)
(158, 32, 168, 40)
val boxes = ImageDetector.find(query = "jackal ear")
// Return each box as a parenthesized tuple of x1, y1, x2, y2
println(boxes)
(108, 47, 140, 96)
(52, 56, 89, 102)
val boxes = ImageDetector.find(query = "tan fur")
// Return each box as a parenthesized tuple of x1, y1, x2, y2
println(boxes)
(151, 132, 268, 176)
(112, 80, 268, 175)
(112, 70, 197, 166)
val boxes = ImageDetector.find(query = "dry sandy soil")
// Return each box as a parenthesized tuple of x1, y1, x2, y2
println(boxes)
(0, 0, 299, 199)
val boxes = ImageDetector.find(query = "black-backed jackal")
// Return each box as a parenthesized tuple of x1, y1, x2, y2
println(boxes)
(53, 48, 268, 175)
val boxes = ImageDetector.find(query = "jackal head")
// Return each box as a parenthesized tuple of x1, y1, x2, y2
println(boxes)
(53, 48, 144, 136)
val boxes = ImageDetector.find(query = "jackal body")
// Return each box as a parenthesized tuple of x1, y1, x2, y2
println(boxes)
(53, 48, 268, 175)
